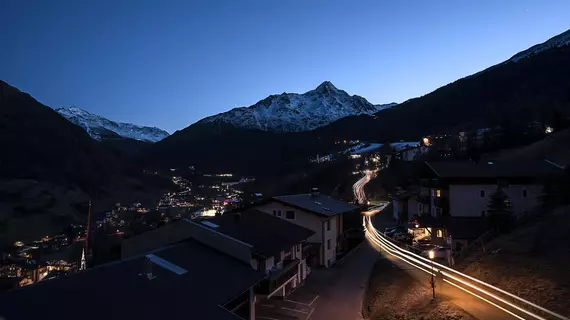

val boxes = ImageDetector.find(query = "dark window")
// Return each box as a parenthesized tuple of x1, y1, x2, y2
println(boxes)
(480, 190, 485, 198)
(481, 210, 486, 217)
(326, 220, 331, 231)
(296, 244, 301, 251)
(522, 189, 528, 198)
(272, 210, 277, 216)
(327, 239, 331, 250)
(277, 210, 282, 217)
(285, 210, 295, 219)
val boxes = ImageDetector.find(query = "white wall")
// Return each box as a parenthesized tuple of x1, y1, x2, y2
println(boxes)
(255, 201, 323, 244)
(407, 198, 421, 219)
(392, 199, 400, 220)
(448, 184, 541, 217)
(255, 200, 338, 267)
(323, 216, 338, 267)
(265, 256, 275, 273)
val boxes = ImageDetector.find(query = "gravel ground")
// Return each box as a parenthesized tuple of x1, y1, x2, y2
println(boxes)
(363, 258, 476, 320)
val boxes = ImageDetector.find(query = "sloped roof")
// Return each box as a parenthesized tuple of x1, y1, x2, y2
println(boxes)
(206, 209, 315, 258)
(272, 194, 358, 217)
(0, 240, 264, 320)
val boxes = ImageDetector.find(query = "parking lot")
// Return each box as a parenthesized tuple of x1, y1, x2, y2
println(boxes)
(256, 288, 319, 320)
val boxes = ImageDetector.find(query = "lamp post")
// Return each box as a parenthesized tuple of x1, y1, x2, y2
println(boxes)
(429, 250, 436, 300)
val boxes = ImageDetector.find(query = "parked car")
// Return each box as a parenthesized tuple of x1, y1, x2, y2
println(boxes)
(393, 233, 414, 245)
(421, 246, 447, 259)
(385, 226, 407, 237)
(413, 238, 431, 246)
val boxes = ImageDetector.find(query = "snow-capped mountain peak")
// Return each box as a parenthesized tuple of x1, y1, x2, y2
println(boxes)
(509, 29, 570, 63)
(198, 81, 397, 132)
(56, 106, 169, 142)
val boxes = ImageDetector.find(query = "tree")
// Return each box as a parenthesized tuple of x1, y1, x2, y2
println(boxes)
(487, 189, 514, 232)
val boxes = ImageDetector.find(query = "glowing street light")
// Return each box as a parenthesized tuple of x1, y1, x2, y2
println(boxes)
(429, 250, 436, 300)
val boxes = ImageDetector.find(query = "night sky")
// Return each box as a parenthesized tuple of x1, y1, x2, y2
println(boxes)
(1, 0, 569, 132)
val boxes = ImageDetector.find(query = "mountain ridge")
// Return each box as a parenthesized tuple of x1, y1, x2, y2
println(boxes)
(198, 81, 397, 132)
(57, 106, 169, 143)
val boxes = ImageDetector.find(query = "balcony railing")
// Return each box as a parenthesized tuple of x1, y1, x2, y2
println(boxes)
(302, 243, 318, 260)
(256, 259, 300, 295)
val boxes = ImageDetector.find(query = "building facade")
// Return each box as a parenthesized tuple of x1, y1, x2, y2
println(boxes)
(253, 192, 359, 268)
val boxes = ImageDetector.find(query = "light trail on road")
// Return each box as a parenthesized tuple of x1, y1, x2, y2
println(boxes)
(352, 160, 568, 320)
(364, 215, 569, 320)
(352, 169, 376, 204)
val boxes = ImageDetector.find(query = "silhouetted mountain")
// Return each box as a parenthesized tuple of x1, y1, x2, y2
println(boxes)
(198, 81, 396, 132)
(0, 80, 170, 244)
(313, 28, 570, 141)
(145, 28, 570, 176)
(146, 121, 326, 176)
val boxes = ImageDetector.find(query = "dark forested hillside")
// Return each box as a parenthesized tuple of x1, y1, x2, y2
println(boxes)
(0, 81, 170, 244)
(314, 40, 570, 142)
(145, 121, 329, 176)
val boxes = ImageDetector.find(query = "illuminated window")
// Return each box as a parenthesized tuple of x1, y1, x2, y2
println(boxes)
(436, 190, 441, 198)
(437, 230, 443, 238)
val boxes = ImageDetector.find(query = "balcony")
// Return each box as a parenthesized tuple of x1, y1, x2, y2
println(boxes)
(302, 243, 318, 260)
(256, 259, 300, 295)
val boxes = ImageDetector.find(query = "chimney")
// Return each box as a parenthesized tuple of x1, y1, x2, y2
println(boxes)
(310, 188, 320, 197)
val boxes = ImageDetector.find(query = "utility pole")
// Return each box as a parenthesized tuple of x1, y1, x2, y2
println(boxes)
(429, 250, 436, 300)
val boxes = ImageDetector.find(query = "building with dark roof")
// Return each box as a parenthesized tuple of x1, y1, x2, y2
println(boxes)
(391, 160, 565, 250)
(0, 239, 264, 320)
(200, 209, 315, 298)
(252, 190, 360, 268)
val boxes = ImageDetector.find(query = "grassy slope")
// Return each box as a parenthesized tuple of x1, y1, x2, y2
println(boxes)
(459, 206, 570, 316)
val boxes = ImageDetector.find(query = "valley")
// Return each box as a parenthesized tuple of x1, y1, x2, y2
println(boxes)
(1, 20, 570, 319)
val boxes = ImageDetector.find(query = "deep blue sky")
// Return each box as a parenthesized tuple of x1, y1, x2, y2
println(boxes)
(1, 1, 569, 133)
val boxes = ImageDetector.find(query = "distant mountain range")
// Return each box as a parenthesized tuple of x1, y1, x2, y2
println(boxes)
(199, 81, 396, 132)
(0, 81, 170, 244)
(147, 27, 570, 174)
(57, 107, 169, 143)
(507, 29, 570, 63)
(310, 28, 570, 142)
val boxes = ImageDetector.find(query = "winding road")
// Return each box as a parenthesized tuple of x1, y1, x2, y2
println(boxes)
(351, 164, 567, 320)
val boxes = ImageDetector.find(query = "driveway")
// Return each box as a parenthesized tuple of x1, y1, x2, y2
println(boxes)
(256, 298, 314, 320)
(301, 242, 378, 320)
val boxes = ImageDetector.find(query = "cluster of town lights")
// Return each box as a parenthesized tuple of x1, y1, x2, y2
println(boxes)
(364, 216, 569, 320)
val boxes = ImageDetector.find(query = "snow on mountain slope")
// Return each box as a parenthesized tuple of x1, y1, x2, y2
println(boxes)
(56, 106, 169, 142)
(198, 81, 397, 132)
(509, 29, 570, 63)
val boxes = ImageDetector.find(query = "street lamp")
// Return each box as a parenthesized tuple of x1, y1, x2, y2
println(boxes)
(428, 250, 436, 300)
